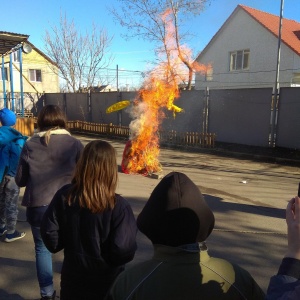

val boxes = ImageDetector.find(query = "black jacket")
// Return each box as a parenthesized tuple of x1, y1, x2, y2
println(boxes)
(41, 184, 137, 300)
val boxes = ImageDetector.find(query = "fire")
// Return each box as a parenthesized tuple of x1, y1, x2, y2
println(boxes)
(121, 8, 207, 176)
(122, 79, 179, 175)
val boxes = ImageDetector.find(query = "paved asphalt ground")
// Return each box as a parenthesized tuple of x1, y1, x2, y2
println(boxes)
(1, 134, 300, 299)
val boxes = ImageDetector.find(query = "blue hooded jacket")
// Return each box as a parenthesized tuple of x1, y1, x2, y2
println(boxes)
(0, 126, 27, 182)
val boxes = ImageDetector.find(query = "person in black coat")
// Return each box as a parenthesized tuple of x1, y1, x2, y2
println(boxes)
(41, 140, 137, 300)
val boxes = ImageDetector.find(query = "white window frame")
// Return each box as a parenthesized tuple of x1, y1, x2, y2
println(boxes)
(29, 69, 42, 82)
(205, 67, 213, 82)
(230, 49, 250, 71)
(0, 67, 8, 81)
(291, 73, 300, 86)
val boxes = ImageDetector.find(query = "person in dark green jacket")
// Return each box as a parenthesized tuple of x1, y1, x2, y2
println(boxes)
(106, 171, 265, 300)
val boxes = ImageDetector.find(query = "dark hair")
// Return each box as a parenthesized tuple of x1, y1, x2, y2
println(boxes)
(67, 140, 118, 213)
(37, 105, 67, 131)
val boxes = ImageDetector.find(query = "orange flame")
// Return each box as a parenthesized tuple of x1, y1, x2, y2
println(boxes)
(121, 8, 208, 176)
(122, 78, 179, 175)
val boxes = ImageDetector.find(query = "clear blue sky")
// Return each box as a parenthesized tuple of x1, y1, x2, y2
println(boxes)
(2, 0, 299, 89)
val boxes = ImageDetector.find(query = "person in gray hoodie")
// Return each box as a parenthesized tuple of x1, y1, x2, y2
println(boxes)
(106, 171, 265, 300)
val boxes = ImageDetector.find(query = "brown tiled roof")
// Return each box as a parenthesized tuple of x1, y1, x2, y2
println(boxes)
(240, 4, 300, 56)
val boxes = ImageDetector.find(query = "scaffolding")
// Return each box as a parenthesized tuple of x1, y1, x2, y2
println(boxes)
(0, 31, 30, 116)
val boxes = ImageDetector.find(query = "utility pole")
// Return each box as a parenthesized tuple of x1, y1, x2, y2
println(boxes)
(116, 64, 119, 92)
(270, 0, 284, 147)
(116, 64, 122, 125)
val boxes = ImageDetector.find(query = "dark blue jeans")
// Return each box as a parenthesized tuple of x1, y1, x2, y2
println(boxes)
(31, 225, 54, 297)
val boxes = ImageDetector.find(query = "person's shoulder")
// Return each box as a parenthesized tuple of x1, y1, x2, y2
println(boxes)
(214, 256, 252, 272)
(108, 259, 162, 299)
(50, 133, 81, 145)
(14, 133, 28, 144)
(10, 126, 23, 135)
(26, 133, 39, 142)
(110, 195, 135, 223)
(114, 259, 159, 283)
(59, 134, 83, 146)
(203, 254, 233, 266)
(202, 254, 255, 281)
(73, 137, 84, 148)
(0, 126, 25, 142)
(0, 126, 14, 136)
(51, 184, 72, 205)
(114, 194, 132, 209)
(57, 183, 72, 195)
(0, 125, 11, 130)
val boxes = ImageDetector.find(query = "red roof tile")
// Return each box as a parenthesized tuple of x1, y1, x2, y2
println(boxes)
(240, 4, 300, 56)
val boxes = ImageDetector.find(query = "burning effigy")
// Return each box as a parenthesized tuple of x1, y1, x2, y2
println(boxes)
(106, 8, 208, 176)
(120, 79, 179, 176)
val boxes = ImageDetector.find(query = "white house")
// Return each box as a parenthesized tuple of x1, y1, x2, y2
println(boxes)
(194, 5, 300, 90)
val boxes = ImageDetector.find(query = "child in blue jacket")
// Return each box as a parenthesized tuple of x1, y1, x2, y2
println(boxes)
(0, 108, 27, 242)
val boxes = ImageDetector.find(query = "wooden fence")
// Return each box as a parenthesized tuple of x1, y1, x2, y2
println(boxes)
(67, 121, 215, 148)
(15, 118, 35, 137)
(67, 121, 130, 138)
(1, 118, 216, 148)
(159, 130, 216, 148)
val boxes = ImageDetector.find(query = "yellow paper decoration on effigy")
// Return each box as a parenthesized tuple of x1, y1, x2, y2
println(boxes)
(106, 101, 131, 114)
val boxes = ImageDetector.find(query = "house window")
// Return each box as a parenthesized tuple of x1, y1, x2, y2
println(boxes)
(205, 66, 213, 81)
(13, 51, 20, 62)
(0, 68, 8, 81)
(291, 73, 300, 87)
(230, 49, 249, 71)
(29, 69, 42, 82)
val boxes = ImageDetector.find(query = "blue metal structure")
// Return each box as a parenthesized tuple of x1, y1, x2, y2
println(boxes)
(19, 47, 24, 116)
(9, 52, 15, 111)
(0, 31, 29, 115)
(1, 56, 6, 107)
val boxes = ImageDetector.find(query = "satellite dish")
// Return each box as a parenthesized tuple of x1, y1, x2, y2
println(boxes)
(22, 43, 32, 54)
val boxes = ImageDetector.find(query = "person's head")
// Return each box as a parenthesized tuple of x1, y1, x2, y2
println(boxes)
(0, 108, 16, 127)
(137, 172, 215, 247)
(68, 140, 118, 213)
(37, 105, 67, 131)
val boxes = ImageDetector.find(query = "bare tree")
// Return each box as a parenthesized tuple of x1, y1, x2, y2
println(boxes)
(44, 13, 114, 92)
(110, 0, 210, 89)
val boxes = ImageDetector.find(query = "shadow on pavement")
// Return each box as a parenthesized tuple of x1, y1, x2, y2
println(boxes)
(0, 290, 23, 300)
(204, 194, 285, 219)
